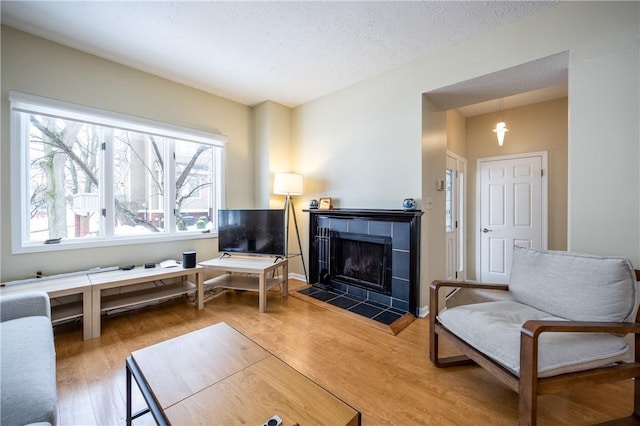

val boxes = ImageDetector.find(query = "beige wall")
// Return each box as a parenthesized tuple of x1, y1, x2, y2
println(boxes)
(446, 109, 467, 159)
(292, 2, 639, 312)
(464, 98, 568, 279)
(253, 101, 292, 209)
(252, 101, 307, 274)
(253, 102, 271, 208)
(421, 97, 448, 309)
(0, 26, 254, 281)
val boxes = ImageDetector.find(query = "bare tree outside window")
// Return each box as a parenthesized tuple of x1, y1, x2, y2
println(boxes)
(27, 114, 216, 243)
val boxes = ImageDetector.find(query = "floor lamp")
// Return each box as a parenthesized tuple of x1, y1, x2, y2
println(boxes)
(274, 172, 308, 284)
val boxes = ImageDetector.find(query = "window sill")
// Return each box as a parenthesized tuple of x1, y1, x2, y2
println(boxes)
(12, 232, 217, 255)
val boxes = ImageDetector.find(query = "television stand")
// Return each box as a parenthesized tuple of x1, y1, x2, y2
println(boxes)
(199, 256, 288, 313)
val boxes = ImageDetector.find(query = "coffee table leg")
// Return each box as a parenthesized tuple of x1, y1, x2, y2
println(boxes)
(126, 356, 169, 426)
(126, 359, 133, 426)
(259, 272, 266, 313)
(282, 262, 288, 296)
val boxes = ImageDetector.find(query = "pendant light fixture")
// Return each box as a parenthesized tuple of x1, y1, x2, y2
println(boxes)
(493, 98, 508, 146)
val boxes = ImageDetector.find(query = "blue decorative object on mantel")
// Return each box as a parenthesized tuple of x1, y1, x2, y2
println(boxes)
(402, 198, 416, 210)
(309, 199, 319, 209)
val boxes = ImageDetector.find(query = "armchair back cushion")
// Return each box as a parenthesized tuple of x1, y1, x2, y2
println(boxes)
(509, 247, 637, 322)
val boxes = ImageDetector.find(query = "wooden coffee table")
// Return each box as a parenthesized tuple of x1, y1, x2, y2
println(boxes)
(199, 256, 288, 313)
(126, 322, 360, 425)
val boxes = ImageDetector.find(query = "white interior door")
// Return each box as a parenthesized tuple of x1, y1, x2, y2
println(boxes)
(478, 153, 547, 283)
(445, 153, 466, 281)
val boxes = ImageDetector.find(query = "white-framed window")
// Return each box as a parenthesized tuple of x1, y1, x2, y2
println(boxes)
(10, 91, 226, 254)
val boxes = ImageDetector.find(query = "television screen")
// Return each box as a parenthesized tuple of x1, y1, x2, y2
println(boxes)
(218, 209, 286, 257)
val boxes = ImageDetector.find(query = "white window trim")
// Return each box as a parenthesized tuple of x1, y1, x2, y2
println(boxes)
(10, 91, 227, 254)
(10, 91, 227, 147)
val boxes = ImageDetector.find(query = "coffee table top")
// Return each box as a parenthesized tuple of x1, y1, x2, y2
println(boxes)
(130, 322, 360, 426)
(199, 255, 287, 273)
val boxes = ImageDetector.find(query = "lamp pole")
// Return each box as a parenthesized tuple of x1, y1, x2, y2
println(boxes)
(284, 193, 308, 284)
(274, 172, 307, 284)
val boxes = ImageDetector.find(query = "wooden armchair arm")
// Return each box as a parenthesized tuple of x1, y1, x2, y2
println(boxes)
(430, 280, 509, 292)
(521, 320, 640, 339)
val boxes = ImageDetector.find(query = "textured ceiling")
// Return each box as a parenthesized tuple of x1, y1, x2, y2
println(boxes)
(1, 1, 560, 109)
(431, 51, 569, 116)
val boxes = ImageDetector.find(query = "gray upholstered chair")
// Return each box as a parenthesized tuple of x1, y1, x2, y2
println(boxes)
(430, 247, 640, 425)
(0, 291, 58, 426)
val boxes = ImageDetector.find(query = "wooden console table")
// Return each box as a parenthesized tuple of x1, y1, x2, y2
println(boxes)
(1, 265, 204, 340)
(88, 265, 203, 339)
(199, 256, 287, 313)
(0, 274, 93, 340)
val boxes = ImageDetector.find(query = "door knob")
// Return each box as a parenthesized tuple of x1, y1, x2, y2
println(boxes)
(482, 228, 492, 233)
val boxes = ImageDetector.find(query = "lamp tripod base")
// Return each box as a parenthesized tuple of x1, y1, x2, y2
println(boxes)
(284, 195, 308, 284)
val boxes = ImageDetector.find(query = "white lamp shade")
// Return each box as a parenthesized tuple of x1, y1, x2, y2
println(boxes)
(273, 172, 303, 195)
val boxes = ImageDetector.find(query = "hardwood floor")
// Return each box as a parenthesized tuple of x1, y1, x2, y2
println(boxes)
(53, 280, 637, 425)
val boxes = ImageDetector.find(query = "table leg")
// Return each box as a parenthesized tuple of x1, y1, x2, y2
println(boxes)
(91, 288, 101, 338)
(126, 359, 133, 426)
(82, 288, 93, 340)
(282, 262, 288, 296)
(259, 272, 266, 313)
(196, 269, 204, 310)
(126, 356, 168, 425)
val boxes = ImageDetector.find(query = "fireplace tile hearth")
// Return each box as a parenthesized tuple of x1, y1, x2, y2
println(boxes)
(328, 295, 360, 310)
(297, 286, 405, 326)
(350, 302, 385, 319)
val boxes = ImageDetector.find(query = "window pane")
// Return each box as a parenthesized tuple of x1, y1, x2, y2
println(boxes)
(28, 114, 101, 241)
(174, 140, 214, 232)
(113, 130, 166, 236)
(445, 169, 453, 232)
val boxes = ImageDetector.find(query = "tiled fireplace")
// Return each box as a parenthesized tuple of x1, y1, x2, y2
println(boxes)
(305, 209, 423, 316)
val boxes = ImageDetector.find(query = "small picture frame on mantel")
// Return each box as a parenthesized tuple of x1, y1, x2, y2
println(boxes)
(318, 197, 333, 210)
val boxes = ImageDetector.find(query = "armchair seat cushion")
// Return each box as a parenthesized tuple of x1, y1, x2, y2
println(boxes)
(437, 300, 629, 378)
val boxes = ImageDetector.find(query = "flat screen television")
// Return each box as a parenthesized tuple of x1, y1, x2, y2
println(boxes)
(217, 209, 286, 257)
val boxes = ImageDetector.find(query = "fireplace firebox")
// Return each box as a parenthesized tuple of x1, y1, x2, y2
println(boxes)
(330, 231, 392, 295)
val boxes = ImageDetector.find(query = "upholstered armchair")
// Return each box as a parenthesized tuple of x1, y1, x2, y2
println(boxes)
(0, 291, 58, 426)
(430, 247, 640, 425)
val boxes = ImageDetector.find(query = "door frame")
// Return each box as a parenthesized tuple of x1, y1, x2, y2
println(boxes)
(475, 151, 548, 281)
(446, 151, 467, 281)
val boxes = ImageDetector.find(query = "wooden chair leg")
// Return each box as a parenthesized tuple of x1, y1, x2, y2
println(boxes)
(429, 324, 476, 367)
(429, 319, 440, 365)
(429, 286, 473, 368)
(518, 382, 537, 426)
(429, 286, 442, 366)
(634, 377, 640, 417)
(635, 332, 640, 417)
(519, 331, 539, 426)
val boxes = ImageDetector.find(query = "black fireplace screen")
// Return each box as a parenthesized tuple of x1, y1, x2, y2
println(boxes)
(330, 231, 392, 294)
